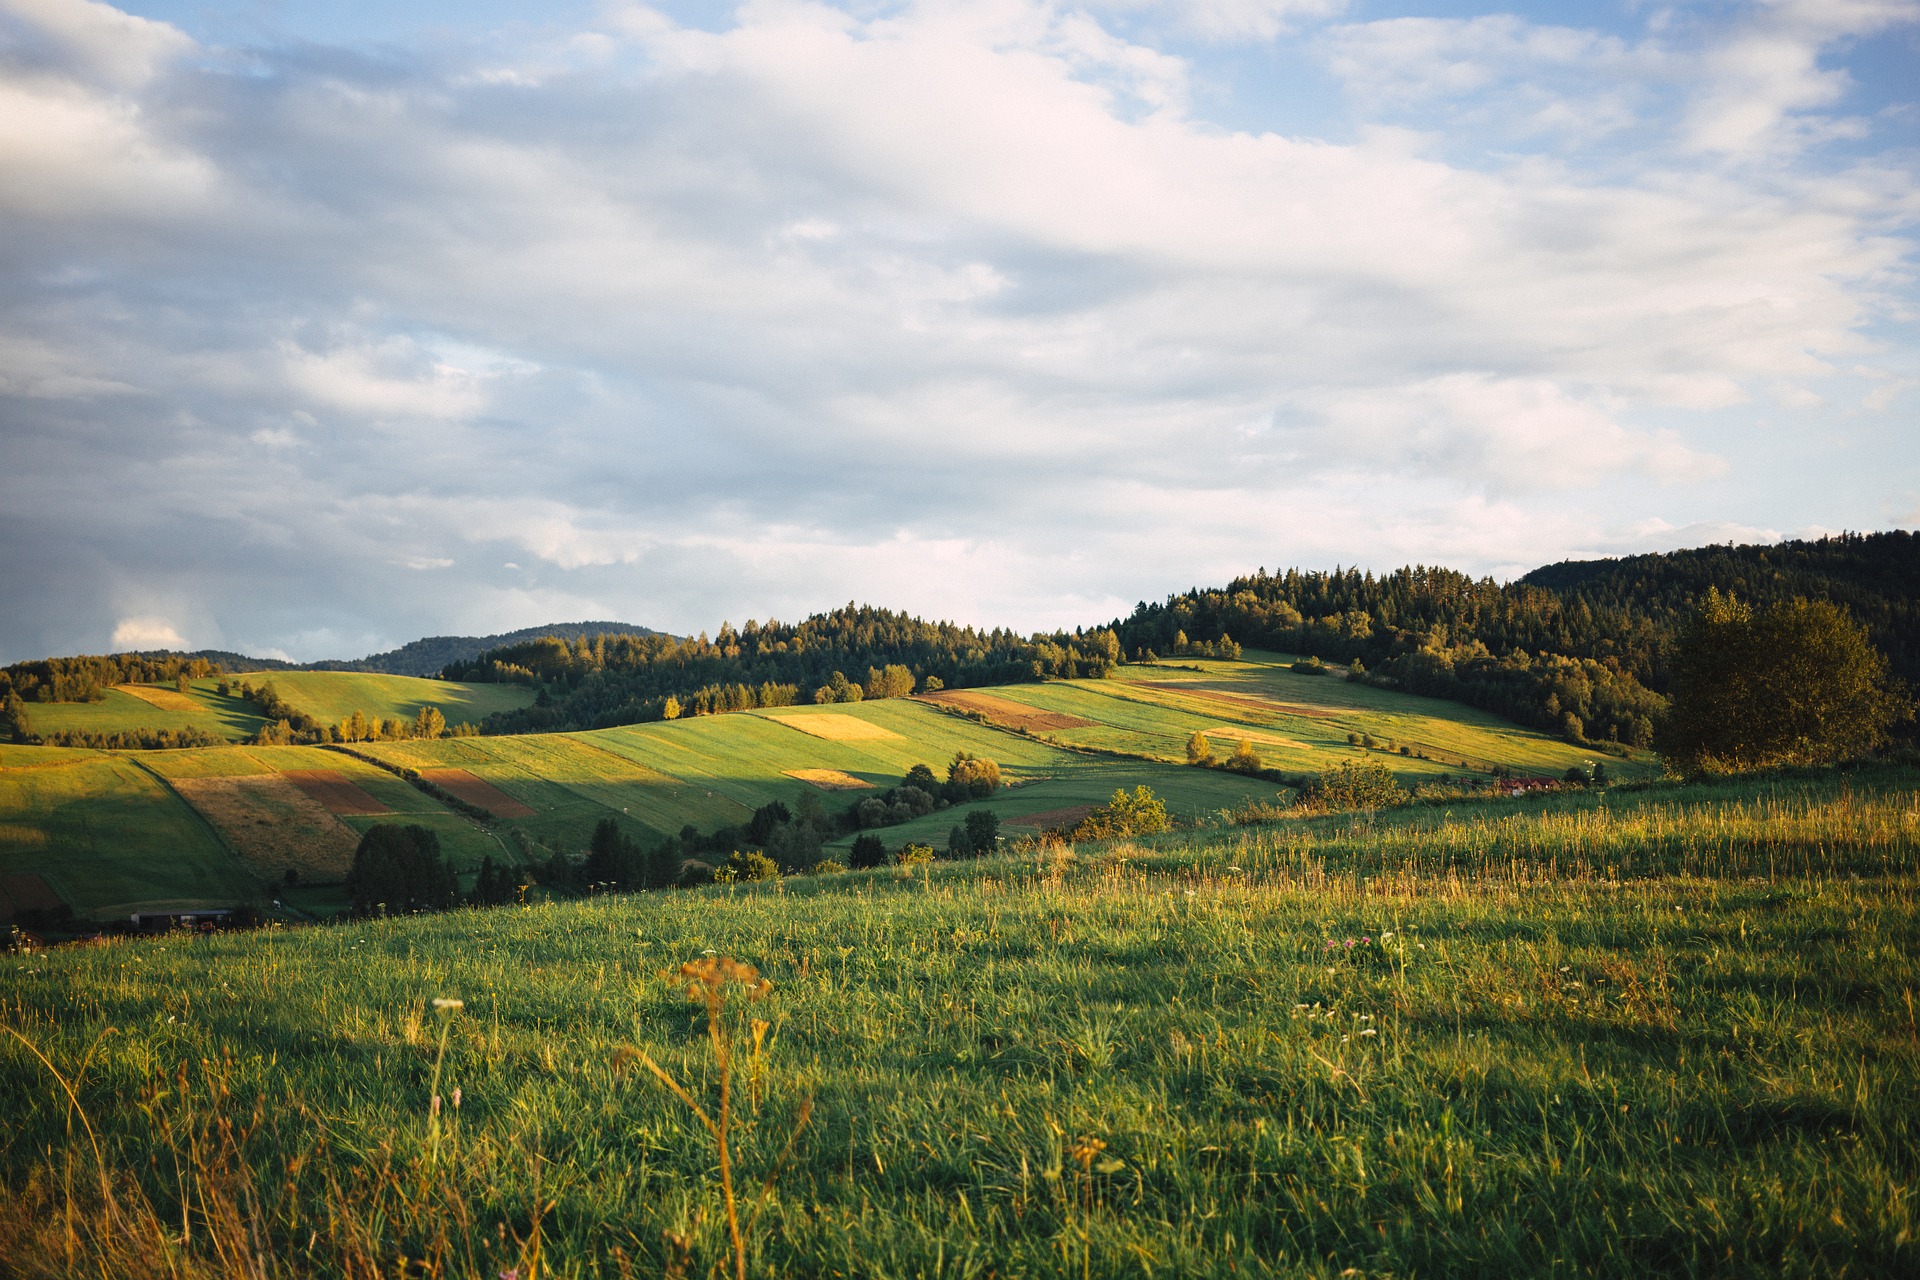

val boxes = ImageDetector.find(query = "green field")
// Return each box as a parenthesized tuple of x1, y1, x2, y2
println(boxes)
(0, 660, 1663, 922)
(0, 746, 251, 915)
(19, 681, 266, 741)
(0, 768, 1913, 1277)
(235, 670, 536, 729)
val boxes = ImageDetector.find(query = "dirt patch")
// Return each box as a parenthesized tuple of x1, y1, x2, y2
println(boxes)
(418, 769, 538, 817)
(172, 775, 359, 880)
(1006, 804, 1095, 829)
(921, 690, 1096, 732)
(784, 769, 875, 791)
(283, 769, 391, 815)
(765, 714, 902, 742)
(116, 684, 203, 712)
(1145, 684, 1339, 720)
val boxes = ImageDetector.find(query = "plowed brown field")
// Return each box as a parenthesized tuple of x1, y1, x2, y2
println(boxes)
(172, 775, 359, 879)
(419, 769, 537, 817)
(283, 769, 391, 815)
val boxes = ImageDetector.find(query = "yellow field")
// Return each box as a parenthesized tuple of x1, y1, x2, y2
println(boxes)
(114, 684, 202, 712)
(783, 768, 875, 790)
(765, 713, 903, 741)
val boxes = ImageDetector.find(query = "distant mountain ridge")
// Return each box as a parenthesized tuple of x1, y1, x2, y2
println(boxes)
(305, 622, 667, 676)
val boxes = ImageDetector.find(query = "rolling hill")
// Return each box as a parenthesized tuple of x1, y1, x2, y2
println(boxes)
(0, 650, 1647, 924)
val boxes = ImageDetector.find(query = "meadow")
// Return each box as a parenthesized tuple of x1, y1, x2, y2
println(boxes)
(0, 766, 1913, 1278)
(235, 671, 538, 730)
(1, 658, 1658, 924)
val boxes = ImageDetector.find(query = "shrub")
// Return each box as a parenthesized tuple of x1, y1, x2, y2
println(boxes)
(1072, 786, 1169, 839)
(895, 843, 935, 868)
(1186, 731, 1214, 765)
(1226, 739, 1262, 773)
(947, 752, 1001, 799)
(1300, 759, 1406, 813)
(1292, 657, 1328, 676)
(724, 850, 780, 882)
(849, 834, 887, 870)
(676, 859, 715, 888)
(964, 808, 1000, 854)
(810, 859, 847, 875)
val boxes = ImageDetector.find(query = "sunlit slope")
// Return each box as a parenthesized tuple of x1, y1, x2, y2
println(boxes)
(996, 650, 1652, 781)
(235, 671, 535, 729)
(21, 680, 266, 741)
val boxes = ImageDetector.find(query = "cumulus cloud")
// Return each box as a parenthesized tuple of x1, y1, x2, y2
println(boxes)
(0, 0, 1914, 660)
(110, 616, 187, 649)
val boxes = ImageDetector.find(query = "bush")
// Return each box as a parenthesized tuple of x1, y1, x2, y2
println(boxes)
(895, 843, 935, 868)
(1300, 759, 1406, 812)
(676, 859, 715, 888)
(849, 834, 887, 869)
(1226, 739, 1262, 773)
(810, 859, 847, 875)
(1186, 731, 1214, 765)
(947, 752, 1000, 799)
(1292, 658, 1329, 676)
(1071, 786, 1169, 839)
(724, 850, 780, 882)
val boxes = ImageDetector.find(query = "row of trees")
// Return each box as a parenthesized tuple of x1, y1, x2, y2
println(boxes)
(0, 653, 223, 705)
(440, 605, 1124, 734)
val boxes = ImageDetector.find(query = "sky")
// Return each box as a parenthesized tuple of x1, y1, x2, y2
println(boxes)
(0, 0, 1915, 663)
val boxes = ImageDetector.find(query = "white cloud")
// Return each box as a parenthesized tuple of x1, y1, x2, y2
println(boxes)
(0, 0, 1914, 660)
(110, 616, 186, 650)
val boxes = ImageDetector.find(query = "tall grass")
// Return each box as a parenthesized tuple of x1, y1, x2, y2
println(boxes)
(1, 769, 1915, 1277)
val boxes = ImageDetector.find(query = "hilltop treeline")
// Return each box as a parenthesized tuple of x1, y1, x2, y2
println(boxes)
(0, 653, 223, 704)
(1113, 532, 1917, 747)
(444, 605, 1123, 733)
(1518, 530, 1920, 683)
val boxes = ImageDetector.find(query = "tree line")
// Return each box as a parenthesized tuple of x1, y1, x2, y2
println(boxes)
(1110, 532, 1917, 748)
(441, 605, 1124, 734)
(0, 653, 222, 705)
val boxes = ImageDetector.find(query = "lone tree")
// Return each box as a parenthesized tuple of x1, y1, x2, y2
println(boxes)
(347, 824, 457, 914)
(1186, 730, 1213, 765)
(1659, 589, 1907, 775)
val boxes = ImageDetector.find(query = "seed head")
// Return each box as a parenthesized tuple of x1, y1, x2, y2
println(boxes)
(432, 997, 464, 1012)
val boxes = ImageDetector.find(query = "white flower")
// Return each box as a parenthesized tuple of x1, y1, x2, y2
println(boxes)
(432, 997, 464, 1011)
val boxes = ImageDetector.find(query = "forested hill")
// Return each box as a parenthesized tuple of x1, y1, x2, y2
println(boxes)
(1519, 531, 1919, 683)
(1111, 531, 1917, 749)
(444, 605, 1121, 734)
(309, 622, 667, 676)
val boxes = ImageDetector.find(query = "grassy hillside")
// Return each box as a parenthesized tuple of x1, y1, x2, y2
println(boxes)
(235, 670, 535, 729)
(21, 682, 265, 741)
(0, 656, 1656, 922)
(0, 746, 252, 915)
(1, 768, 1913, 1278)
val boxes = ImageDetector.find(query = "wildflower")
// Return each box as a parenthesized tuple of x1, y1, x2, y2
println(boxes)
(1359, 1028, 1377, 1037)
(431, 1094, 442, 1115)
(1361, 936, 1371, 945)
(451, 1087, 462, 1110)
(432, 997, 464, 1011)
(1344, 939, 1354, 949)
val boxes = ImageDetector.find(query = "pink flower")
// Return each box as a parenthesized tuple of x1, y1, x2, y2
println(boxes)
(1344, 939, 1354, 948)
(430, 1094, 441, 1115)
(451, 1087, 462, 1110)
(1361, 936, 1371, 945)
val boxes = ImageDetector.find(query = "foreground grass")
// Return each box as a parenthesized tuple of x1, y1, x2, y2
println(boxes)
(1, 772, 1916, 1277)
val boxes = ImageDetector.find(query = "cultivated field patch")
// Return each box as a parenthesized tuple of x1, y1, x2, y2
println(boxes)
(920, 689, 1096, 731)
(418, 768, 538, 817)
(1144, 682, 1340, 718)
(765, 713, 903, 742)
(170, 774, 359, 880)
(783, 768, 874, 791)
(282, 769, 391, 815)
(114, 684, 203, 712)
